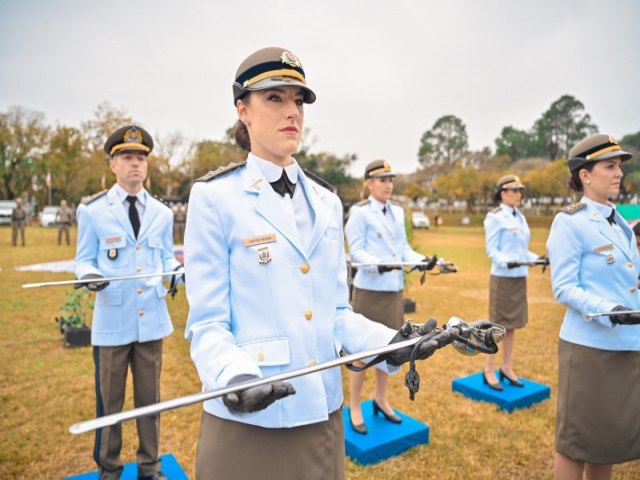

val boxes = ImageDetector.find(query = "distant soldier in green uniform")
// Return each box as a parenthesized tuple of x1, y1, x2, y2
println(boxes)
(11, 198, 27, 247)
(56, 199, 74, 246)
(173, 202, 187, 244)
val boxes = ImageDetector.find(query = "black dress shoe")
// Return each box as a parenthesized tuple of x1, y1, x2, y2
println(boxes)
(499, 368, 525, 387)
(138, 472, 168, 480)
(482, 371, 503, 391)
(372, 399, 402, 424)
(349, 409, 367, 434)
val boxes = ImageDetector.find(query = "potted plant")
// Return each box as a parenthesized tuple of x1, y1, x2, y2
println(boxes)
(55, 289, 93, 347)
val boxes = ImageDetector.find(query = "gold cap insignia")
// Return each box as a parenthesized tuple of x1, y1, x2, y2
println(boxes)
(123, 127, 144, 145)
(280, 51, 302, 68)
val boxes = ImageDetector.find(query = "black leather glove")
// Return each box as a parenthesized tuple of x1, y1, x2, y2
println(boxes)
(506, 261, 520, 269)
(168, 265, 184, 300)
(610, 306, 640, 325)
(415, 256, 438, 272)
(378, 265, 401, 274)
(387, 321, 438, 367)
(223, 375, 296, 413)
(74, 273, 109, 291)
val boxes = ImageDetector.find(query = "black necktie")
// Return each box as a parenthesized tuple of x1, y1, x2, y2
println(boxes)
(606, 209, 617, 226)
(382, 206, 387, 215)
(512, 208, 517, 217)
(270, 170, 296, 198)
(127, 195, 140, 238)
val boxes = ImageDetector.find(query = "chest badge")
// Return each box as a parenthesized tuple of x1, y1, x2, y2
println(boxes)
(606, 254, 615, 265)
(258, 246, 272, 264)
(107, 248, 118, 261)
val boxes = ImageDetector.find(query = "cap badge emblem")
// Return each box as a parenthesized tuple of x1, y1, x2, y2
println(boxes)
(609, 135, 617, 145)
(123, 126, 143, 145)
(280, 51, 302, 68)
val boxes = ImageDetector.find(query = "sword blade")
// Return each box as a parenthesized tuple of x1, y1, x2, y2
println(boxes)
(585, 310, 640, 319)
(69, 335, 425, 435)
(22, 269, 184, 289)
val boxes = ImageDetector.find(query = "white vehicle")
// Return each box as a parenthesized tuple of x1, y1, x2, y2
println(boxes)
(0, 200, 16, 225)
(411, 211, 430, 229)
(39, 206, 59, 227)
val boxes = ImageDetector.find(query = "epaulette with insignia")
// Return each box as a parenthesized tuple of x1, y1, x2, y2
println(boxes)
(303, 169, 337, 194)
(356, 199, 369, 207)
(196, 161, 247, 182)
(491, 207, 501, 213)
(152, 194, 171, 209)
(560, 202, 586, 215)
(82, 190, 108, 205)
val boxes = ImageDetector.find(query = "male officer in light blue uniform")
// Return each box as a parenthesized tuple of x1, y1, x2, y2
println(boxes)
(346, 160, 425, 291)
(75, 125, 178, 480)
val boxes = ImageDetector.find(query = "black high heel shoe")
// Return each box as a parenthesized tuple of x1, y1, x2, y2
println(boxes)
(499, 369, 524, 387)
(482, 371, 503, 391)
(348, 409, 367, 434)
(372, 399, 402, 424)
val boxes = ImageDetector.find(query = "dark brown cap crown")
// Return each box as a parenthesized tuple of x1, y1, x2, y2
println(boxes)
(496, 174, 525, 191)
(568, 133, 632, 172)
(233, 47, 316, 105)
(365, 160, 395, 179)
(104, 125, 153, 156)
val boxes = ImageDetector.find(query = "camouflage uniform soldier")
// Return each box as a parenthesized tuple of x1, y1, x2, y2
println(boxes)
(56, 199, 74, 246)
(11, 198, 27, 247)
(173, 203, 187, 244)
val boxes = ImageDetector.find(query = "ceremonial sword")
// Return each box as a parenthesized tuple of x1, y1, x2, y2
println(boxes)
(69, 318, 503, 435)
(585, 310, 640, 319)
(22, 269, 185, 289)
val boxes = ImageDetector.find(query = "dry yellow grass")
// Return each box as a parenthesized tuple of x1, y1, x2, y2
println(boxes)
(1, 222, 639, 479)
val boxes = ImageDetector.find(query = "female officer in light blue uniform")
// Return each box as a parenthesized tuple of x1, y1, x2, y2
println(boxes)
(344, 159, 425, 434)
(483, 175, 543, 390)
(183, 47, 432, 480)
(547, 134, 640, 480)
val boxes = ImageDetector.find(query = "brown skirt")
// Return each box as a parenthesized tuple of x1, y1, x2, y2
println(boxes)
(352, 287, 404, 329)
(556, 339, 640, 464)
(489, 275, 528, 330)
(195, 410, 345, 480)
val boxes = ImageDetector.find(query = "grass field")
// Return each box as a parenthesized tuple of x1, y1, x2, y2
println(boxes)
(1, 223, 639, 479)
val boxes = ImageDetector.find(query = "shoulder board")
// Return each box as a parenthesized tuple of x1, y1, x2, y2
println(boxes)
(491, 207, 501, 214)
(82, 190, 108, 205)
(196, 161, 247, 182)
(151, 194, 171, 209)
(560, 202, 586, 215)
(356, 199, 369, 207)
(303, 169, 337, 193)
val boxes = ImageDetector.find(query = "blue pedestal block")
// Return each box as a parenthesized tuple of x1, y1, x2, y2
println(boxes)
(452, 371, 551, 412)
(64, 453, 188, 480)
(343, 400, 429, 465)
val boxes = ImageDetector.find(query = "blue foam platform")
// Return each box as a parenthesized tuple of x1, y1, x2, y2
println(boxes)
(452, 371, 550, 413)
(343, 400, 429, 465)
(64, 453, 188, 480)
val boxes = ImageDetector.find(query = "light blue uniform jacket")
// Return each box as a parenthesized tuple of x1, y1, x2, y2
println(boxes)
(346, 199, 423, 292)
(484, 204, 538, 278)
(184, 157, 397, 429)
(546, 196, 640, 350)
(75, 185, 180, 347)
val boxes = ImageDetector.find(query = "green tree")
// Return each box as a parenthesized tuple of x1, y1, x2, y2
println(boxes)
(185, 140, 246, 180)
(418, 115, 469, 173)
(0, 106, 48, 200)
(434, 166, 481, 211)
(533, 95, 597, 160)
(495, 126, 541, 162)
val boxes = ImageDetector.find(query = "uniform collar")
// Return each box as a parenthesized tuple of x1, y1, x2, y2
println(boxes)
(581, 196, 614, 220)
(500, 203, 518, 215)
(250, 153, 299, 184)
(369, 196, 389, 213)
(113, 184, 147, 206)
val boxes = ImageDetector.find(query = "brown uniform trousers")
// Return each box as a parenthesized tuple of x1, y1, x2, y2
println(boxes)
(11, 206, 27, 246)
(57, 206, 74, 245)
(93, 340, 163, 480)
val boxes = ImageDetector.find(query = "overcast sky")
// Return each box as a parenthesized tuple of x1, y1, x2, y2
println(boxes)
(1, 0, 639, 175)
